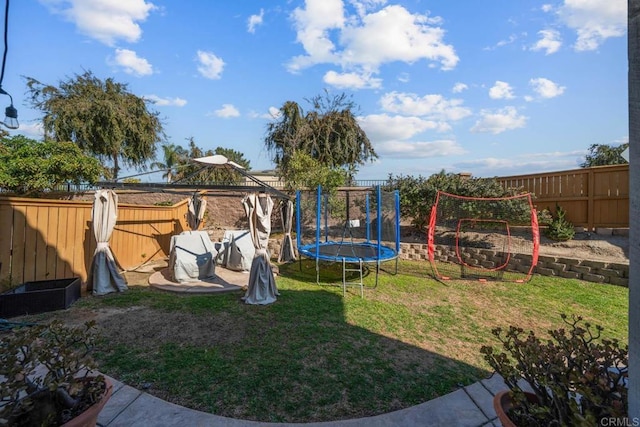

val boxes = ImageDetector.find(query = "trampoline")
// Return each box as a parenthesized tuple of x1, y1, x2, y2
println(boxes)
(296, 185, 400, 296)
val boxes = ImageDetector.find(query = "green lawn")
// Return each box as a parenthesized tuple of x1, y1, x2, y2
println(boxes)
(28, 259, 629, 423)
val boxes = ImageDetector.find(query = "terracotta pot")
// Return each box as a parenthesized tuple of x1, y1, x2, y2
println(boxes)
(493, 390, 539, 427)
(62, 376, 113, 427)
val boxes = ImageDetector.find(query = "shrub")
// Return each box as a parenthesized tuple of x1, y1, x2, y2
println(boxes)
(480, 314, 628, 426)
(545, 204, 575, 241)
(0, 320, 110, 425)
(384, 170, 526, 231)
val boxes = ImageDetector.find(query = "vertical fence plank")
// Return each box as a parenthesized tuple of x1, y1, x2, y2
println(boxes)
(23, 205, 39, 283)
(11, 205, 27, 285)
(0, 202, 13, 283)
(34, 206, 50, 281)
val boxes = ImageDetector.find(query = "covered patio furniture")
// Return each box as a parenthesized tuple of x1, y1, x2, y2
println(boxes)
(169, 230, 217, 283)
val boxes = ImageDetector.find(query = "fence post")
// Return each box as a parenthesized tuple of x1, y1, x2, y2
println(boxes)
(587, 168, 594, 231)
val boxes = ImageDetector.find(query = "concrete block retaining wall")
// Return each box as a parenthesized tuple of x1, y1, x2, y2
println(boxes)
(266, 240, 629, 288)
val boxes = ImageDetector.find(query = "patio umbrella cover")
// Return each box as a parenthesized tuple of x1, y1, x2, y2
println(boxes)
(242, 193, 278, 305)
(88, 189, 128, 296)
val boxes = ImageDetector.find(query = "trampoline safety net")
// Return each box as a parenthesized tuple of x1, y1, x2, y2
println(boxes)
(296, 186, 400, 264)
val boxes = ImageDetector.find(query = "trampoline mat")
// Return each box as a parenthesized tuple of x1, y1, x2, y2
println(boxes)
(299, 241, 397, 263)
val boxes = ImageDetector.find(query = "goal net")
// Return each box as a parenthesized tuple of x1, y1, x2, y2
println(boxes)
(427, 191, 539, 282)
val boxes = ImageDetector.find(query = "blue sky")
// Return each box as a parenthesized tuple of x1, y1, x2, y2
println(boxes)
(3, 0, 628, 180)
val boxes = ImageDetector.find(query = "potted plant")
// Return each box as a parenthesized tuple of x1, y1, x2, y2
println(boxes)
(0, 320, 112, 426)
(480, 314, 628, 426)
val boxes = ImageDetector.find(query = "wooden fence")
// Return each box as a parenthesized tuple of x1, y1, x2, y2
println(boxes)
(497, 164, 629, 230)
(0, 196, 190, 286)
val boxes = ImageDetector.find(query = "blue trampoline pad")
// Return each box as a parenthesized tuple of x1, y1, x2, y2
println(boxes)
(298, 241, 397, 263)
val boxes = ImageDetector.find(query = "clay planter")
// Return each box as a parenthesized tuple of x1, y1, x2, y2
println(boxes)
(493, 390, 539, 427)
(61, 377, 113, 427)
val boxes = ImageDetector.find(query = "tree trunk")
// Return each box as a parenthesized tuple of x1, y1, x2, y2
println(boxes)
(112, 154, 120, 180)
(628, 0, 640, 420)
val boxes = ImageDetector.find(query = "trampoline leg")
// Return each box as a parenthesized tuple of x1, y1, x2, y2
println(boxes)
(316, 257, 320, 285)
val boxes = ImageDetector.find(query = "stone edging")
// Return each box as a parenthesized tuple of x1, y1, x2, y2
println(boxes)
(267, 240, 629, 288)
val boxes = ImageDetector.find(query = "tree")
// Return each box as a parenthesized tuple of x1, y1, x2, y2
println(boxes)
(265, 92, 377, 182)
(0, 135, 102, 194)
(283, 151, 347, 192)
(580, 143, 629, 167)
(150, 143, 187, 183)
(25, 71, 165, 179)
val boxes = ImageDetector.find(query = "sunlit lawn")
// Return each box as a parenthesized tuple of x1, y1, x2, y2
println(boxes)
(25, 259, 629, 423)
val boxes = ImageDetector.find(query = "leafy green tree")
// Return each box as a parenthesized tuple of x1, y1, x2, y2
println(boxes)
(580, 143, 629, 167)
(283, 151, 347, 193)
(25, 71, 165, 179)
(150, 143, 188, 183)
(0, 135, 102, 194)
(265, 92, 376, 182)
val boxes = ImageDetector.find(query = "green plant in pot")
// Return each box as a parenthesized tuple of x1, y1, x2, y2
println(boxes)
(0, 320, 112, 426)
(480, 314, 628, 426)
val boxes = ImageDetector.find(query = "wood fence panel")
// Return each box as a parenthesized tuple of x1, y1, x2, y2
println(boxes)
(22, 205, 39, 283)
(46, 207, 59, 281)
(0, 196, 190, 287)
(499, 164, 629, 230)
(0, 203, 12, 283)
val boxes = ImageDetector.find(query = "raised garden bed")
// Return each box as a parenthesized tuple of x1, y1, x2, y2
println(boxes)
(0, 278, 81, 318)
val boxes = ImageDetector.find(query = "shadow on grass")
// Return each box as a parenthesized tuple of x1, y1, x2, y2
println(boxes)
(88, 273, 488, 424)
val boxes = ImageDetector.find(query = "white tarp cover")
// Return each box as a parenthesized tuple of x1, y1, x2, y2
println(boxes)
(278, 199, 297, 263)
(223, 230, 255, 271)
(169, 231, 217, 283)
(242, 193, 278, 305)
(187, 193, 207, 230)
(88, 190, 128, 296)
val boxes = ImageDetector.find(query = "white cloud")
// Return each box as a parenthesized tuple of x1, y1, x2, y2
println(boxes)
(247, 8, 264, 33)
(112, 49, 153, 76)
(531, 29, 562, 54)
(323, 70, 382, 89)
(196, 50, 225, 79)
(268, 106, 281, 119)
(214, 104, 240, 118)
(359, 114, 449, 141)
(541, 4, 554, 13)
(484, 34, 517, 50)
(529, 77, 566, 99)
(452, 82, 468, 93)
(457, 150, 586, 177)
(397, 72, 410, 83)
(374, 139, 466, 158)
(144, 95, 187, 107)
(471, 106, 527, 134)
(558, 0, 627, 51)
(288, 2, 458, 79)
(41, 0, 156, 46)
(489, 81, 515, 100)
(379, 91, 472, 121)
(9, 121, 44, 139)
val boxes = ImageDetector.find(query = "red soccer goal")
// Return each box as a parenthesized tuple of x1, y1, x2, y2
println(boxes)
(427, 191, 539, 283)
